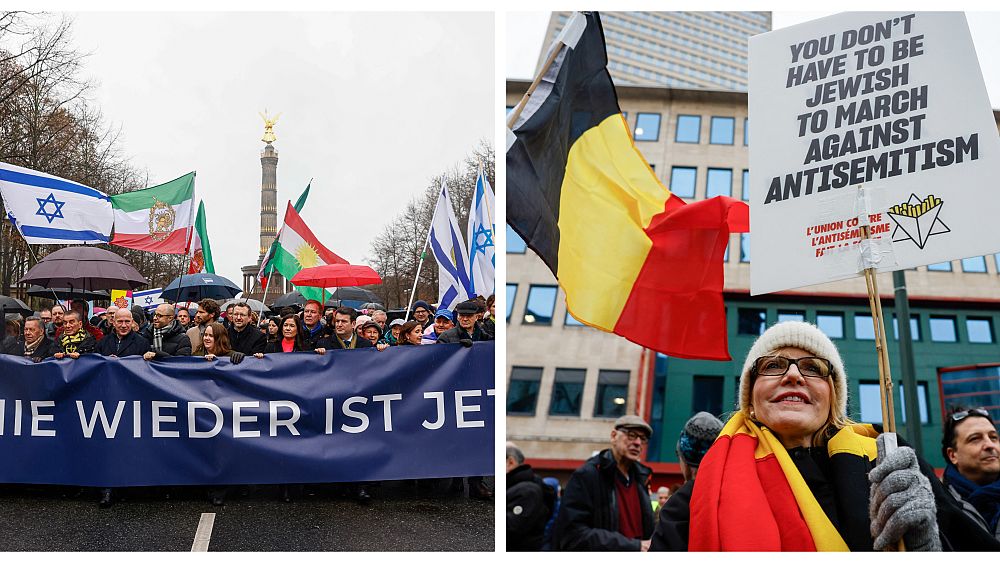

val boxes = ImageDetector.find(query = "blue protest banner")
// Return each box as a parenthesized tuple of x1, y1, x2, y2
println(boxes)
(0, 342, 495, 487)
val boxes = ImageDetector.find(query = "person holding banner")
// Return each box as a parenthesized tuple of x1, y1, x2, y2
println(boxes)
(96, 309, 151, 358)
(14, 317, 56, 361)
(141, 304, 192, 360)
(227, 302, 267, 355)
(53, 312, 97, 359)
(193, 322, 245, 365)
(397, 321, 423, 346)
(324, 307, 373, 350)
(254, 314, 326, 356)
(651, 321, 998, 551)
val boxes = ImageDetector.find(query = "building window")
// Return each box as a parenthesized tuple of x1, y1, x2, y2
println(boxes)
(816, 312, 844, 339)
(777, 310, 805, 323)
(855, 313, 875, 340)
(564, 306, 584, 326)
(670, 166, 697, 198)
(710, 116, 735, 145)
(507, 224, 526, 253)
(692, 376, 724, 417)
(892, 314, 921, 341)
(967, 317, 994, 343)
(929, 315, 958, 342)
(744, 117, 749, 146)
(858, 381, 928, 424)
(506, 284, 517, 321)
(507, 366, 542, 415)
(523, 285, 558, 325)
(675, 114, 701, 143)
(549, 368, 586, 416)
(738, 308, 766, 335)
(594, 370, 630, 418)
(962, 256, 987, 273)
(706, 168, 732, 198)
(634, 113, 661, 142)
(940, 365, 1000, 420)
(995, 253, 1000, 273)
(927, 261, 952, 272)
(723, 242, 729, 262)
(740, 233, 750, 262)
(741, 169, 750, 202)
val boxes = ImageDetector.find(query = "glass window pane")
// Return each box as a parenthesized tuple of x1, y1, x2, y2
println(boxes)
(962, 256, 987, 273)
(927, 261, 952, 272)
(816, 312, 844, 339)
(507, 367, 542, 415)
(741, 169, 750, 202)
(505, 284, 517, 320)
(507, 224, 526, 253)
(710, 116, 735, 144)
(858, 382, 883, 423)
(634, 113, 661, 142)
(524, 285, 558, 325)
(967, 318, 994, 343)
(706, 168, 732, 198)
(995, 253, 1000, 273)
(594, 370, 629, 418)
(855, 314, 875, 340)
(738, 308, 766, 335)
(565, 306, 584, 326)
(744, 117, 749, 146)
(675, 115, 700, 143)
(692, 376, 724, 417)
(930, 316, 958, 342)
(898, 382, 929, 424)
(723, 242, 730, 262)
(549, 368, 586, 416)
(892, 314, 921, 341)
(670, 166, 697, 198)
(740, 233, 750, 262)
(777, 310, 805, 323)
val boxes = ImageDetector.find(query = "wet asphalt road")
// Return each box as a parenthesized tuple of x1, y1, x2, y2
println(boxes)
(0, 478, 495, 551)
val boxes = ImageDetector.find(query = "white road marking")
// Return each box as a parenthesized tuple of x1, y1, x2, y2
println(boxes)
(191, 512, 216, 552)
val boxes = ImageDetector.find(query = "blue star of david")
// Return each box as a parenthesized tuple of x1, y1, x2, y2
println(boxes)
(471, 224, 494, 255)
(144, 296, 154, 305)
(35, 192, 65, 223)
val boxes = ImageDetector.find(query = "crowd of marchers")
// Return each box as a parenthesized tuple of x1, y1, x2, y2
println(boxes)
(506, 321, 1000, 552)
(1, 294, 496, 509)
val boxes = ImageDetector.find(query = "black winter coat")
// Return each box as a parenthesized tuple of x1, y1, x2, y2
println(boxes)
(436, 324, 491, 344)
(10, 337, 58, 361)
(323, 335, 373, 350)
(96, 330, 151, 357)
(507, 464, 552, 551)
(554, 449, 654, 551)
(141, 321, 193, 358)
(228, 325, 267, 355)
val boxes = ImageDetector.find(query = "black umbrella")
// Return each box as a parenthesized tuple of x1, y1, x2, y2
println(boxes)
(19, 247, 147, 291)
(329, 287, 382, 304)
(161, 274, 242, 303)
(0, 296, 34, 316)
(270, 290, 305, 308)
(27, 285, 110, 301)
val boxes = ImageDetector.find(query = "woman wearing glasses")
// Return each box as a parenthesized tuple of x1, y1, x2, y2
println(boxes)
(651, 321, 999, 551)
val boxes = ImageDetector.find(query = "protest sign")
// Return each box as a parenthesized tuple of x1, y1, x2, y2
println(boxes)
(749, 12, 1000, 295)
(0, 342, 495, 487)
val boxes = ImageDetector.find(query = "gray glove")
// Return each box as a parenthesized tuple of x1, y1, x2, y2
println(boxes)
(868, 433, 941, 551)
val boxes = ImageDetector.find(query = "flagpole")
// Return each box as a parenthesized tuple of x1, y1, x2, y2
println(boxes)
(405, 182, 447, 321)
(506, 39, 564, 130)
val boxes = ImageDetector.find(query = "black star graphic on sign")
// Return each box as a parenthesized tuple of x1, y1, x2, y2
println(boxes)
(35, 192, 65, 224)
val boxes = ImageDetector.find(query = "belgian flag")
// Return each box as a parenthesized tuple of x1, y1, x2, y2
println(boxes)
(507, 12, 749, 361)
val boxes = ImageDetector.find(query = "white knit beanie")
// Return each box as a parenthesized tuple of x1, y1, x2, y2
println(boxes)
(738, 321, 847, 417)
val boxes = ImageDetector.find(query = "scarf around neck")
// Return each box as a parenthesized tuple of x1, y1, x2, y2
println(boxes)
(944, 463, 1000, 531)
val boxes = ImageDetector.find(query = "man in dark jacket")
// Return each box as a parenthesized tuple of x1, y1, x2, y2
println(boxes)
(942, 407, 1000, 542)
(53, 311, 97, 359)
(227, 302, 266, 355)
(97, 309, 151, 357)
(141, 304, 192, 360)
(325, 307, 373, 350)
(554, 415, 654, 551)
(507, 442, 553, 551)
(14, 316, 57, 361)
(437, 299, 492, 344)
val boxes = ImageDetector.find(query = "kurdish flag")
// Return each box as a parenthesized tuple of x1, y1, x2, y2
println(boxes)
(188, 200, 215, 274)
(506, 12, 749, 361)
(270, 202, 347, 301)
(110, 172, 195, 254)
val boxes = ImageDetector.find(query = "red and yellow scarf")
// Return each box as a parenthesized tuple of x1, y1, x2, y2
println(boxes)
(689, 412, 878, 551)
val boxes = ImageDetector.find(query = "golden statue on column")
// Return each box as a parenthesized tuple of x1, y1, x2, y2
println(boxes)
(259, 110, 281, 144)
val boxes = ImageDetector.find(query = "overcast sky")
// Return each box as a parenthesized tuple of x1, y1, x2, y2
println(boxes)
(507, 11, 1000, 108)
(67, 11, 493, 286)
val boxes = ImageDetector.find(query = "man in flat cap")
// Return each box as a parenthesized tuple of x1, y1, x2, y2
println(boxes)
(554, 415, 655, 551)
(437, 299, 492, 344)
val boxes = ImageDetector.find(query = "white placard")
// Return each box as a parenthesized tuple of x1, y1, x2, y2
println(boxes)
(748, 12, 1000, 295)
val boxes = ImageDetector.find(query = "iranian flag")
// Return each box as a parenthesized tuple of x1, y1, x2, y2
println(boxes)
(110, 172, 195, 254)
(188, 200, 215, 274)
(271, 202, 347, 301)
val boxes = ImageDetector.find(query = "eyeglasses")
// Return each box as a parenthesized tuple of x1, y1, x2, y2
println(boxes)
(153, 313, 173, 318)
(753, 356, 832, 379)
(617, 429, 649, 443)
(950, 408, 991, 422)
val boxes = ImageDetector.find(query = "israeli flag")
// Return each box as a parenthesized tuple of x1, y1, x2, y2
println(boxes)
(0, 162, 113, 244)
(467, 166, 495, 298)
(133, 288, 165, 310)
(429, 181, 471, 311)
